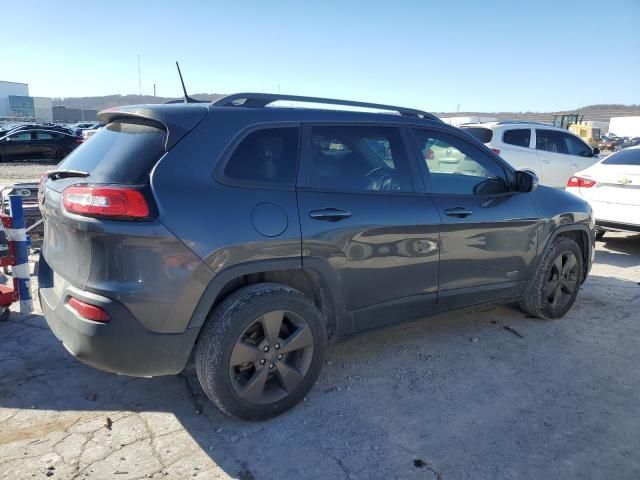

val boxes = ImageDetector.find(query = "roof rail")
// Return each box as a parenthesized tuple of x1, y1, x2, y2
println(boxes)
(212, 93, 440, 121)
(495, 120, 552, 126)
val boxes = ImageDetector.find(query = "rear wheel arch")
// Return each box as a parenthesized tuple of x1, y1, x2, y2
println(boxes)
(188, 259, 347, 339)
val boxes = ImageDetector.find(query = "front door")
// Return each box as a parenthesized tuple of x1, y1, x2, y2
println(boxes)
(410, 127, 540, 310)
(3, 131, 34, 160)
(534, 129, 572, 187)
(297, 124, 440, 334)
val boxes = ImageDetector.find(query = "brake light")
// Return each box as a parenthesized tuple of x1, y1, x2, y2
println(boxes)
(567, 176, 596, 188)
(75, 138, 84, 143)
(63, 186, 149, 219)
(491, 148, 501, 155)
(67, 297, 110, 322)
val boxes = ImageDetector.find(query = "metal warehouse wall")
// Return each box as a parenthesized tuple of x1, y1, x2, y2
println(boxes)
(52, 106, 99, 122)
(0, 81, 29, 118)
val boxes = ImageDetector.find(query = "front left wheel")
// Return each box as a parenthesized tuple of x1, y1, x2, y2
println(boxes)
(521, 236, 584, 320)
(195, 283, 327, 421)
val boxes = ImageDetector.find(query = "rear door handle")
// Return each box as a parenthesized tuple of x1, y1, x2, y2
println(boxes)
(444, 207, 473, 218)
(309, 208, 352, 221)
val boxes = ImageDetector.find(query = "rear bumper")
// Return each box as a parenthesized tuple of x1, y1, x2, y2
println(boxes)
(38, 257, 199, 377)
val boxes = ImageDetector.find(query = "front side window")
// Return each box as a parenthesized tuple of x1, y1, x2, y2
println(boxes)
(503, 129, 531, 148)
(561, 132, 591, 157)
(414, 129, 509, 195)
(536, 129, 566, 154)
(307, 126, 412, 192)
(223, 128, 299, 186)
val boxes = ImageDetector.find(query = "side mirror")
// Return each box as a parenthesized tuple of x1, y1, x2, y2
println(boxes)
(592, 147, 600, 156)
(515, 170, 538, 193)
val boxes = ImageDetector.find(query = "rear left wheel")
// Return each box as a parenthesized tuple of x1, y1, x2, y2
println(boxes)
(195, 283, 327, 421)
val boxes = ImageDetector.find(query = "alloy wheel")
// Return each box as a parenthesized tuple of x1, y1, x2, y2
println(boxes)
(545, 251, 579, 310)
(229, 310, 314, 404)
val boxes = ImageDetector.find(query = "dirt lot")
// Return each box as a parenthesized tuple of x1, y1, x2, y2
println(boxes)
(0, 232, 638, 480)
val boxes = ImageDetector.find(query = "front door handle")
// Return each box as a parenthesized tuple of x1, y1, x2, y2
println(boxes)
(309, 208, 352, 221)
(444, 207, 473, 218)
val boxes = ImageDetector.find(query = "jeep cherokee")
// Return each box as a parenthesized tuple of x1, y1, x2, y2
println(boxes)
(38, 93, 594, 420)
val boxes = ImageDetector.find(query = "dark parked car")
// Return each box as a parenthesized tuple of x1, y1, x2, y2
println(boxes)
(38, 94, 595, 420)
(0, 128, 82, 162)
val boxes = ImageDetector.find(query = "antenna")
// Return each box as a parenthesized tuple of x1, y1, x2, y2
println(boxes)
(176, 61, 198, 103)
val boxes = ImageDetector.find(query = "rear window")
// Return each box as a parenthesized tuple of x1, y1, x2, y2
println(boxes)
(602, 149, 640, 166)
(461, 127, 493, 144)
(503, 129, 531, 148)
(57, 119, 166, 184)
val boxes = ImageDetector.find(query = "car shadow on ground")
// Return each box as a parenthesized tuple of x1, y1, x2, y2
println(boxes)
(1, 274, 640, 479)
(595, 233, 640, 269)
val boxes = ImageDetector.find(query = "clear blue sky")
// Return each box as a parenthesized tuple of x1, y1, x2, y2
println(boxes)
(3, 0, 639, 112)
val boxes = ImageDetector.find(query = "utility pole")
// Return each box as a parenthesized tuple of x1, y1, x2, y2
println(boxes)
(137, 54, 142, 96)
(153, 83, 156, 97)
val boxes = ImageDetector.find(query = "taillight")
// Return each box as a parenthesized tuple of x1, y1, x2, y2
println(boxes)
(63, 186, 149, 219)
(491, 148, 501, 155)
(75, 138, 84, 143)
(67, 297, 110, 322)
(567, 176, 597, 188)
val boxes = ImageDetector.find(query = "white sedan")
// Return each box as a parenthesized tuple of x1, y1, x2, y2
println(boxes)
(566, 146, 640, 240)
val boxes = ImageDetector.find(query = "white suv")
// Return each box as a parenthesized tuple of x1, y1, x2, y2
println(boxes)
(461, 121, 600, 188)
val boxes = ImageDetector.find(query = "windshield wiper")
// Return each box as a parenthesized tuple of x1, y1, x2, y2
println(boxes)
(46, 169, 90, 180)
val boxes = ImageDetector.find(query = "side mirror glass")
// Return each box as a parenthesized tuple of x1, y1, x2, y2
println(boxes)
(592, 147, 600, 156)
(515, 170, 538, 193)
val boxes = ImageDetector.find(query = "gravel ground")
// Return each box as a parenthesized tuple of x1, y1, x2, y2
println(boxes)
(0, 233, 639, 479)
(0, 161, 53, 185)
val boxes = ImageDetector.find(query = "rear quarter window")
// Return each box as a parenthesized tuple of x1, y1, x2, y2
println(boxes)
(57, 119, 166, 184)
(220, 127, 299, 187)
(462, 127, 493, 144)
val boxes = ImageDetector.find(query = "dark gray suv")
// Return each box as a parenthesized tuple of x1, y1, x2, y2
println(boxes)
(38, 94, 594, 420)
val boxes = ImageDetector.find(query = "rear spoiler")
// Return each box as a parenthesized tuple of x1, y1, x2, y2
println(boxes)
(97, 103, 209, 150)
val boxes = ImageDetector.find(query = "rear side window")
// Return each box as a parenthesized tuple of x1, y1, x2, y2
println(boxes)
(58, 119, 166, 184)
(603, 148, 640, 166)
(503, 129, 531, 148)
(223, 128, 299, 186)
(307, 126, 413, 193)
(462, 127, 493, 143)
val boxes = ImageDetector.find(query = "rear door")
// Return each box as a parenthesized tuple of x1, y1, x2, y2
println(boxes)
(410, 127, 539, 309)
(297, 124, 440, 334)
(499, 128, 543, 175)
(534, 129, 572, 187)
(33, 130, 59, 159)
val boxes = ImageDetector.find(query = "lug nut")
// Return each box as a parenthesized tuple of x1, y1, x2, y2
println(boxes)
(275, 343, 280, 350)
(277, 354, 283, 360)
(260, 359, 266, 365)
(263, 346, 269, 352)
(269, 363, 275, 369)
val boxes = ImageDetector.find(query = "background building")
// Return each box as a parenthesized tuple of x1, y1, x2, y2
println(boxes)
(0, 80, 30, 120)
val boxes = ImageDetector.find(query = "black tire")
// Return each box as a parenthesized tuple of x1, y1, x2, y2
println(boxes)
(54, 147, 71, 162)
(520, 237, 584, 320)
(195, 283, 327, 421)
(595, 229, 606, 241)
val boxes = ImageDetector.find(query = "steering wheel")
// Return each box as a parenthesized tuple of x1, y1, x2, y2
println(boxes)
(365, 167, 400, 191)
